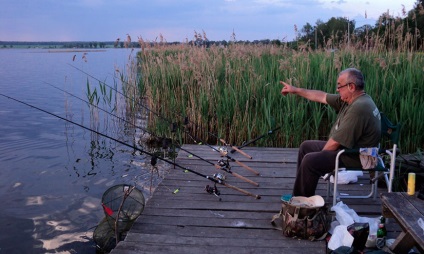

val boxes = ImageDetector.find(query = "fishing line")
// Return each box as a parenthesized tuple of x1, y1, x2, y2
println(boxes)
(45, 82, 259, 186)
(68, 63, 281, 162)
(67, 63, 178, 128)
(230, 126, 282, 153)
(67, 63, 256, 158)
(44, 81, 162, 143)
(0, 93, 260, 199)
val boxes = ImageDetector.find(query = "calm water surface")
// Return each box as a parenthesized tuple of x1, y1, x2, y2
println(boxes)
(0, 48, 167, 253)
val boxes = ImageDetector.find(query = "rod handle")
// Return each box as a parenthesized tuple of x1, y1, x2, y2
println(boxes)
(235, 160, 260, 176)
(232, 172, 259, 187)
(220, 139, 252, 159)
(224, 182, 261, 199)
(230, 146, 252, 159)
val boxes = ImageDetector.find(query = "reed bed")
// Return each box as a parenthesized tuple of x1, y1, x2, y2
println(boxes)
(133, 41, 423, 154)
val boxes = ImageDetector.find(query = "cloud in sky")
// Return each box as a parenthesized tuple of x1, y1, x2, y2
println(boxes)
(0, 0, 415, 42)
(320, 0, 409, 21)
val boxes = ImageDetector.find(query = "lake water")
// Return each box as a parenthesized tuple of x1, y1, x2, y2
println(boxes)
(0, 48, 169, 253)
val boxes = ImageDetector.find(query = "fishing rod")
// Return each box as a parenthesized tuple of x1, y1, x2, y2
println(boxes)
(67, 63, 253, 159)
(68, 63, 190, 129)
(67, 64, 258, 174)
(230, 126, 282, 153)
(178, 148, 259, 186)
(45, 82, 258, 186)
(184, 131, 260, 176)
(218, 138, 252, 159)
(0, 93, 260, 199)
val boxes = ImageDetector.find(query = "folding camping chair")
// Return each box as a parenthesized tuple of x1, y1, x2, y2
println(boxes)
(327, 112, 401, 207)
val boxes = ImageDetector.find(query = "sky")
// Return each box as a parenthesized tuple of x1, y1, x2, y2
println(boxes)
(0, 0, 417, 42)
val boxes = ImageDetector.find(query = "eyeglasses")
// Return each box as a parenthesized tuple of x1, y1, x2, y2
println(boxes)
(337, 82, 355, 90)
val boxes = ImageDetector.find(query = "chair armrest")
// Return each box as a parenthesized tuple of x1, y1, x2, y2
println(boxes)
(342, 148, 360, 154)
(385, 147, 401, 154)
(337, 148, 387, 171)
(340, 148, 391, 155)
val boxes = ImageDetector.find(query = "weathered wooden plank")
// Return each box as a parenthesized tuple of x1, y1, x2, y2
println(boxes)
(112, 146, 389, 254)
(113, 242, 324, 254)
(140, 207, 277, 219)
(122, 232, 324, 248)
(116, 225, 327, 253)
(130, 215, 273, 229)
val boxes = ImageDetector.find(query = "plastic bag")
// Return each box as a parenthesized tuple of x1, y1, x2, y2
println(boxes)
(331, 202, 358, 226)
(328, 223, 370, 251)
(330, 202, 379, 249)
(330, 169, 363, 184)
(328, 225, 354, 251)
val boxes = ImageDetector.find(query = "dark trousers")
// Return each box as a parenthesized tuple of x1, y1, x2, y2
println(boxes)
(292, 140, 339, 197)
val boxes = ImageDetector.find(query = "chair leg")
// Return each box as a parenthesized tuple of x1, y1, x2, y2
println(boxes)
(373, 172, 379, 199)
(333, 169, 339, 207)
(325, 171, 334, 200)
(335, 171, 376, 200)
(326, 180, 331, 199)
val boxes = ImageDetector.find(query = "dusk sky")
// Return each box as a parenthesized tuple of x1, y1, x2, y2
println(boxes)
(0, 0, 416, 42)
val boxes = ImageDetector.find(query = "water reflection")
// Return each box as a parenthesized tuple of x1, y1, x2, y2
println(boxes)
(0, 48, 172, 253)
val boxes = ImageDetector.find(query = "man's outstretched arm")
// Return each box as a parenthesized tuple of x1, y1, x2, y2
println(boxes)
(280, 81, 328, 104)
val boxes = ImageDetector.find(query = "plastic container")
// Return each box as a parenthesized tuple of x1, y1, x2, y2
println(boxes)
(407, 172, 416, 196)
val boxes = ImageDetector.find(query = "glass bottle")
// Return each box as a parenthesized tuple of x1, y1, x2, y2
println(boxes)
(376, 219, 387, 249)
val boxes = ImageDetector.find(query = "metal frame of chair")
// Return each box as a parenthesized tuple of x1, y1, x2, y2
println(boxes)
(326, 112, 401, 207)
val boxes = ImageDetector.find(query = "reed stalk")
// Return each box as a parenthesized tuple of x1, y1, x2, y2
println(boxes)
(134, 29, 423, 154)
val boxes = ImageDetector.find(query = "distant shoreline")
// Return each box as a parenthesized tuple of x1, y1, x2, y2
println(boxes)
(0, 41, 118, 49)
(47, 49, 107, 53)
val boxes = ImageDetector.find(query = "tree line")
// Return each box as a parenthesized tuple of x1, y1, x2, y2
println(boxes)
(296, 0, 424, 50)
(0, 41, 114, 48)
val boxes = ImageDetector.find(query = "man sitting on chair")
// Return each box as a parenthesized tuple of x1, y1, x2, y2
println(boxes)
(280, 68, 381, 197)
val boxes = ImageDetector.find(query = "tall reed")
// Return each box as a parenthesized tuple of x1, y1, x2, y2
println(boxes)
(135, 36, 423, 154)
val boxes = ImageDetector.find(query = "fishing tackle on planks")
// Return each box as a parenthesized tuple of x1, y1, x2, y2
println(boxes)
(45, 82, 259, 186)
(213, 173, 225, 181)
(219, 139, 252, 159)
(205, 184, 221, 200)
(0, 93, 261, 199)
(205, 173, 225, 200)
(184, 130, 260, 176)
(217, 159, 230, 168)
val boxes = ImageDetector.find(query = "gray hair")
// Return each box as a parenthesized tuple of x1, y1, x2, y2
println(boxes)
(339, 68, 365, 90)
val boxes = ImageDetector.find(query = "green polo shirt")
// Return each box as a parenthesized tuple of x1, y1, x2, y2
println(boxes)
(326, 93, 381, 166)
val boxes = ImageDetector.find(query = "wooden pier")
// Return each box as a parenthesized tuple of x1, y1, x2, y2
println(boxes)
(111, 145, 394, 254)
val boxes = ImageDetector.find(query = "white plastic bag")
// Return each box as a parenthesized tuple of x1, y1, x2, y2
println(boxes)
(331, 202, 380, 249)
(328, 225, 354, 250)
(331, 201, 357, 225)
(330, 169, 363, 184)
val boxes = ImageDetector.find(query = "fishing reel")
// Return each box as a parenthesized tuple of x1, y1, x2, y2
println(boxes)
(205, 183, 220, 198)
(213, 173, 226, 181)
(217, 159, 232, 173)
(218, 146, 228, 156)
(204, 173, 224, 199)
(217, 159, 230, 169)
